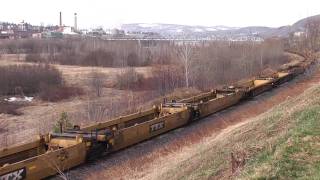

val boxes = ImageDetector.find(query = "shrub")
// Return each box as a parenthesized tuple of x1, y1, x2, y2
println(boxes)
(150, 65, 185, 94)
(39, 85, 83, 102)
(127, 52, 140, 67)
(0, 64, 62, 95)
(0, 101, 23, 115)
(115, 68, 144, 90)
(25, 54, 45, 63)
(53, 112, 73, 133)
(82, 50, 115, 67)
(89, 71, 106, 97)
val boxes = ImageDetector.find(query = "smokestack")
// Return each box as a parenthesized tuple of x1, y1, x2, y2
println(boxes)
(74, 13, 77, 31)
(59, 12, 62, 27)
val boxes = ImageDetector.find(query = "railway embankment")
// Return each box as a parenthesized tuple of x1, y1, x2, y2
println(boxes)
(137, 75, 320, 180)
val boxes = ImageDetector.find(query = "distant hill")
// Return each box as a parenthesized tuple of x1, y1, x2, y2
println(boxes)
(291, 14, 320, 31)
(121, 23, 240, 39)
(121, 14, 320, 40)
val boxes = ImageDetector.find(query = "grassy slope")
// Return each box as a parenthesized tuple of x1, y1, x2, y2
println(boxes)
(151, 85, 320, 180)
(240, 91, 320, 179)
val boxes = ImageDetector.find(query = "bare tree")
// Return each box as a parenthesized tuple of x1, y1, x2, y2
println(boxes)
(305, 18, 320, 52)
(86, 100, 108, 123)
(177, 42, 194, 88)
(0, 119, 9, 147)
(115, 67, 143, 90)
(89, 70, 105, 97)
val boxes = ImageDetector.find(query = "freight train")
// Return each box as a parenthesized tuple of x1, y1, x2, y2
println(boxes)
(0, 55, 316, 180)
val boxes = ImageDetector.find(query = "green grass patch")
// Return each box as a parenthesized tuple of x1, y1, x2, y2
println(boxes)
(156, 86, 320, 180)
(240, 105, 320, 179)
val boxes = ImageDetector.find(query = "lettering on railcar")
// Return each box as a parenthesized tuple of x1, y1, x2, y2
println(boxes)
(150, 121, 165, 132)
(0, 167, 26, 180)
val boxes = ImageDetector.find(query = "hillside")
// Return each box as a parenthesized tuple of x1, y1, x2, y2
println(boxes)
(121, 14, 320, 39)
(137, 80, 320, 179)
(291, 14, 320, 31)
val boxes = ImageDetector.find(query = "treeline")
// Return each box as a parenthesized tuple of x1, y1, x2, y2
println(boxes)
(0, 38, 172, 67)
(144, 39, 288, 93)
(286, 18, 320, 53)
(111, 39, 287, 95)
(0, 38, 288, 94)
(189, 39, 288, 90)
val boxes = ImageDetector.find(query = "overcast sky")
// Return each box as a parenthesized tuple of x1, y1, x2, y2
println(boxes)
(1, 0, 320, 28)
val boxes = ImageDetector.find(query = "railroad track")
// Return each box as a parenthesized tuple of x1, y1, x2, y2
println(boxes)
(0, 53, 317, 180)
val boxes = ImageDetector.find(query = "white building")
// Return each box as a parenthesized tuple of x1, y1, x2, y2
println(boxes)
(62, 26, 77, 35)
(294, 31, 305, 37)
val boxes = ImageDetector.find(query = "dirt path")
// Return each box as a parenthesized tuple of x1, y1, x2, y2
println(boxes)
(61, 64, 320, 180)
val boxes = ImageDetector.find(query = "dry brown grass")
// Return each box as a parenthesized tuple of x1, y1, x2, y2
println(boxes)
(0, 56, 153, 88)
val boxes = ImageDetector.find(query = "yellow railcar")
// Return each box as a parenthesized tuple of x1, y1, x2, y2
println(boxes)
(0, 136, 87, 180)
(0, 56, 316, 179)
